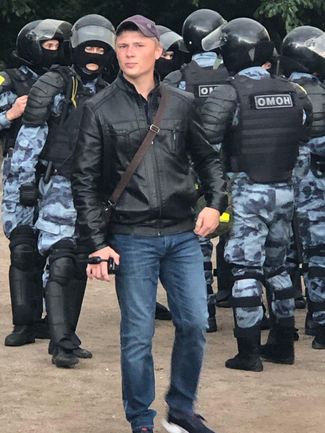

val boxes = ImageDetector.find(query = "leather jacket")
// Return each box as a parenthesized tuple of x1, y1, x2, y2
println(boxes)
(72, 73, 227, 251)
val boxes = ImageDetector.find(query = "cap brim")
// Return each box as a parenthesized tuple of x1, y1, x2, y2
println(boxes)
(117, 20, 158, 39)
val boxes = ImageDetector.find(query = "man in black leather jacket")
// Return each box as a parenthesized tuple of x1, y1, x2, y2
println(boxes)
(72, 14, 226, 433)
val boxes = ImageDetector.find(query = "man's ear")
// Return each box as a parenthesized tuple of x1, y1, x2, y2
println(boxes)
(155, 44, 164, 61)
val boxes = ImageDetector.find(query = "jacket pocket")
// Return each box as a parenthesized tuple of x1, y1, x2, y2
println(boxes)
(169, 126, 186, 154)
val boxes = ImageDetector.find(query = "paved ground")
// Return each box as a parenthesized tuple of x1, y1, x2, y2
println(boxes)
(0, 230, 325, 433)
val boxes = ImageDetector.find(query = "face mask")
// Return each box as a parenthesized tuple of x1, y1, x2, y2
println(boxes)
(156, 50, 185, 80)
(72, 42, 113, 81)
(155, 57, 178, 79)
(41, 48, 59, 68)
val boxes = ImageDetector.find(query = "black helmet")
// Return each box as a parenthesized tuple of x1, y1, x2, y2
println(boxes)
(14, 19, 72, 68)
(202, 18, 274, 74)
(281, 26, 324, 75)
(156, 25, 189, 79)
(71, 14, 115, 81)
(157, 25, 187, 53)
(182, 9, 225, 54)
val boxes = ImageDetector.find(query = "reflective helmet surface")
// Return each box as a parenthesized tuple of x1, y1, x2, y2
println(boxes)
(202, 18, 274, 74)
(71, 14, 116, 81)
(281, 26, 324, 75)
(156, 25, 189, 79)
(182, 9, 225, 54)
(15, 19, 72, 67)
(156, 25, 187, 52)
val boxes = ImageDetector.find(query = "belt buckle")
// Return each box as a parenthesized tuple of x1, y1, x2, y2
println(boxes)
(150, 124, 160, 133)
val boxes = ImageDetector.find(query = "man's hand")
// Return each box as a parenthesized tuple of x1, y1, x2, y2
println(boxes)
(87, 246, 120, 282)
(6, 95, 28, 121)
(194, 207, 220, 238)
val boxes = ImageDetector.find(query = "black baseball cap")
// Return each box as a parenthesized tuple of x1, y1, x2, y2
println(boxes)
(116, 15, 160, 40)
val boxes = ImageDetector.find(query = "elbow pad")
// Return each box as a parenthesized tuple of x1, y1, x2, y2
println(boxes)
(22, 71, 65, 127)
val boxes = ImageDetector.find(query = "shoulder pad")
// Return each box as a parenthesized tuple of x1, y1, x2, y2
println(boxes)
(22, 71, 66, 126)
(217, 80, 240, 101)
(291, 82, 308, 95)
(163, 70, 183, 88)
(96, 77, 109, 90)
(0, 71, 12, 93)
(50, 65, 75, 83)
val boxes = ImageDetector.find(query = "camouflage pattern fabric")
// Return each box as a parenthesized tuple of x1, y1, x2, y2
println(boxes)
(224, 172, 295, 329)
(2, 125, 48, 237)
(36, 175, 77, 255)
(293, 139, 325, 325)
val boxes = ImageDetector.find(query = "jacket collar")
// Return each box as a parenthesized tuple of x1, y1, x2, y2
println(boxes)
(115, 71, 161, 97)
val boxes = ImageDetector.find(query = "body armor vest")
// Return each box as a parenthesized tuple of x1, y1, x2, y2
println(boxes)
(294, 77, 325, 139)
(182, 61, 228, 106)
(1, 68, 36, 156)
(39, 70, 106, 179)
(224, 75, 305, 183)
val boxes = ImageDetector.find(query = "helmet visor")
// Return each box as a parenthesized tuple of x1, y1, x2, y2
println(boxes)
(71, 25, 116, 49)
(30, 19, 68, 41)
(159, 30, 188, 52)
(201, 25, 226, 52)
(305, 33, 325, 59)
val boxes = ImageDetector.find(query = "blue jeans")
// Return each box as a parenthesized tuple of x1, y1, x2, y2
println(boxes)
(109, 232, 208, 431)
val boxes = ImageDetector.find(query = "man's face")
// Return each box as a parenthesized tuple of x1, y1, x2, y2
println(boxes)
(41, 39, 60, 51)
(84, 46, 105, 71)
(115, 30, 162, 80)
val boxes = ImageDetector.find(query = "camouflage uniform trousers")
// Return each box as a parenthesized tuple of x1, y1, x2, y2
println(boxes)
(1, 125, 48, 238)
(35, 175, 77, 285)
(224, 173, 295, 330)
(293, 164, 325, 325)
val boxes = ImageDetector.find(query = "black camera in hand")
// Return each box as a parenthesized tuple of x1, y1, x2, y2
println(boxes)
(88, 256, 118, 274)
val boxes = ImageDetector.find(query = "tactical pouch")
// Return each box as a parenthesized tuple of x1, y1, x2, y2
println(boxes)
(19, 183, 39, 206)
(310, 153, 325, 177)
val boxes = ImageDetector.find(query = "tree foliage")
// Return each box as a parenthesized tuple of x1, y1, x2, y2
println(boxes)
(255, 0, 325, 32)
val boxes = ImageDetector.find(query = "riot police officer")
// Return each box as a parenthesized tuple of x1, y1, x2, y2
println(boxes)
(280, 26, 325, 348)
(1, 19, 72, 347)
(201, 18, 312, 371)
(5, 14, 116, 368)
(164, 9, 228, 101)
(155, 25, 189, 80)
(164, 9, 227, 333)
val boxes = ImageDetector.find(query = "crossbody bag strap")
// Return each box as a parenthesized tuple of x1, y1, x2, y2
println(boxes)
(109, 84, 168, 206)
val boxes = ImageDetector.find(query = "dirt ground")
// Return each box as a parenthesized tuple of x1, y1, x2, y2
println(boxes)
(0, 228, 325, 433)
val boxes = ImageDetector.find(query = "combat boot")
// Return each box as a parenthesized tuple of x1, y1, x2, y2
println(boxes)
(312, 325, 325, 349)
(51, 344, 79, 368)
(260, 326, 295, 364)
(5, 325, 35, 346)
(6, 226, 40, 347)
(226, 336, 263, 372)
(155, 302, 171, 320)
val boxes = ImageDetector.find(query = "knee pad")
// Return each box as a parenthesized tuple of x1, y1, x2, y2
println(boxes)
(48, 240, 76, 286)
(232, 266, 264, 283)
(273, 287, 296, 301)
(9, 226, 37, 271)
(232, 296, 262, 308)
